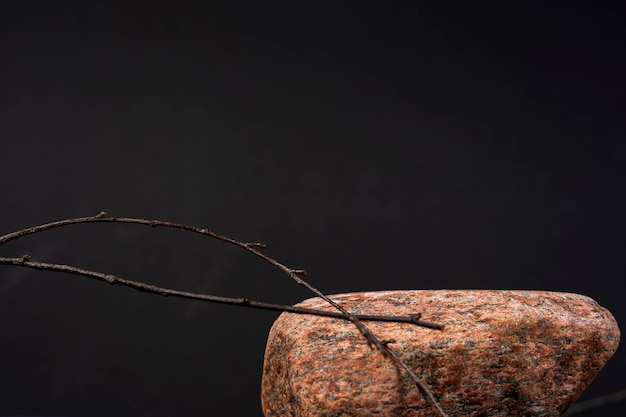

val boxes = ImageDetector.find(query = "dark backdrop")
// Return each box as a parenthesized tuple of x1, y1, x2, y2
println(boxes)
(1, 2, 624, 416)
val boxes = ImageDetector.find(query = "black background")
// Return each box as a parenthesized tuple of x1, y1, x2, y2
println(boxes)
(1, 1, 624, 416)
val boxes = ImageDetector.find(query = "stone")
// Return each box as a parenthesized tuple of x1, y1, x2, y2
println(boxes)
(261, 290, 619, 417)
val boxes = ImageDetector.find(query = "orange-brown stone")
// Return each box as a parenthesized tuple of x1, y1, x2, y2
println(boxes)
(261, 290, 619, 417)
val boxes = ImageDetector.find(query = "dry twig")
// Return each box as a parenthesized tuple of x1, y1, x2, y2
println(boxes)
(0, 212, 448, 416)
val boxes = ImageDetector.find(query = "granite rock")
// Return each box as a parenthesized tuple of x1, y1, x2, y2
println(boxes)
(261, 290, 620, 417)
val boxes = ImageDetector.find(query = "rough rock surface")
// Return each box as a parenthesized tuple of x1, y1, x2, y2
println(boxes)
(261, 290, 619, 417)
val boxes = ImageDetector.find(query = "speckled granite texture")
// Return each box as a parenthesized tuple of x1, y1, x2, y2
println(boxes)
(261, 290, 619, 417)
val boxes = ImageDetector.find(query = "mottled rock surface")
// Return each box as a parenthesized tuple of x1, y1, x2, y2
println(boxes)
(261, 290, 619, 417)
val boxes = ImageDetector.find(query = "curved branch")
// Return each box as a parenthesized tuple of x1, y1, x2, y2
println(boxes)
(0, 212, 449, 416)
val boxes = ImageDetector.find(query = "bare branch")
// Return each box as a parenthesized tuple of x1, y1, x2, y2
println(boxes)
(0, 212, 449, 416)
(0, 256, 442, 329)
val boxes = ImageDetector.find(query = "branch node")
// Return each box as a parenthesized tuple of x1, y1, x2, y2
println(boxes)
(20, 254, 31, 263)
(241, 297, 251, 305)
(409, 313, 422, 321)
(291, 269, 307, 276)
(95, 211, 107, 219)
(104, 274, 116, 284)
